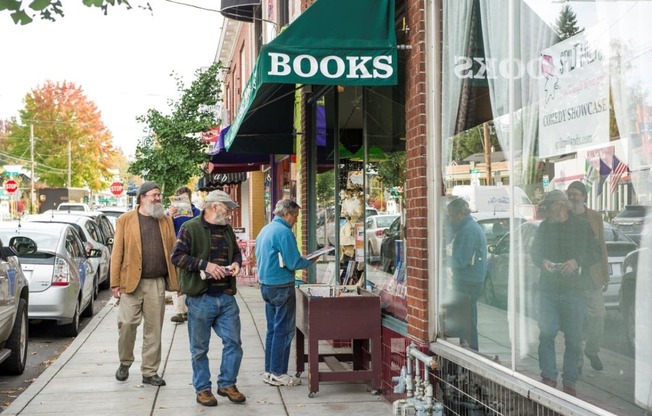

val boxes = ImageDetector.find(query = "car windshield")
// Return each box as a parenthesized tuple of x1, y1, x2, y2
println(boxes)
(0, 230, 59, 252)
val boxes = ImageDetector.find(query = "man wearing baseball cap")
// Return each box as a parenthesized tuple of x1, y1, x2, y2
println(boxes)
(531, 189, 601, 396)
(171, 189, 246, 406)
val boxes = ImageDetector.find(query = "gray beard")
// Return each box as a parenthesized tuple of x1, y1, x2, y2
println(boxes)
(214, 212, 230, 225)
(144, 200, 165, 219)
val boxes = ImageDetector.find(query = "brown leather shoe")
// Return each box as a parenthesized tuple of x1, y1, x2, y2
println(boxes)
(217, 385, 246, 403)
(562, 384, 577, 397)
(541, 377, 557, 388)
(196, 390, 218, 407)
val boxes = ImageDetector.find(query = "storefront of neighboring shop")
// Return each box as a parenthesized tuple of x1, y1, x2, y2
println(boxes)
(419, 1, 652, 415)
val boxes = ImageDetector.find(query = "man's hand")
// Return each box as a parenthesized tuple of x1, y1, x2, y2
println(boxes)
(111, 286, 121, 299)
(205, 262, 233, 279)
(560, 259, 579, 276)
(167, 206, 179, 218)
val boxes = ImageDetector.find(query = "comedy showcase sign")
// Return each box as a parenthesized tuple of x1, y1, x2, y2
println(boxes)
(538, 30, 609, 158)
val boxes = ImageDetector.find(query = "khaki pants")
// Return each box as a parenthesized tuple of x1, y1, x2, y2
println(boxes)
(117, 277, 166, 377)
(171, 292, 187, 314)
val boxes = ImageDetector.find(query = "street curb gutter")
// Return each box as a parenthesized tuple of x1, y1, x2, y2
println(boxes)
(1, 299, 117, 416)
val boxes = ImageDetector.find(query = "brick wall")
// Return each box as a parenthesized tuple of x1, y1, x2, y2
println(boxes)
(404, 0, 430, 343)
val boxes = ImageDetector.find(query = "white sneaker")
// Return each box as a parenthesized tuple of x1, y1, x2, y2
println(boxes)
(262, 372, 271, 385)
(268, 373, 301, 386)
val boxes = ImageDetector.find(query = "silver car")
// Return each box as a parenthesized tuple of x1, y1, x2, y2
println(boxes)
(26, 212, 111, 293)
(365, 214, 400, 261)
(0, 222, 99, 337)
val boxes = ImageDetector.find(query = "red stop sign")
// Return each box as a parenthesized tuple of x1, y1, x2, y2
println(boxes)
(110, 181, 124, 196)
(3, 179, 18, 194)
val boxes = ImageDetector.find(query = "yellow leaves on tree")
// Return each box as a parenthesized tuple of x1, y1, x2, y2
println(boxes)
(6, 80, 118, 191)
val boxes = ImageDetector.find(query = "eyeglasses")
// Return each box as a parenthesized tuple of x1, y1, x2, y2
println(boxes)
(144, 192, 161, 199)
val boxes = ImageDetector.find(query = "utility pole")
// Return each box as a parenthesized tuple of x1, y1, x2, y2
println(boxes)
(30, 124, 35, 214)
(67, 141, 71, 187)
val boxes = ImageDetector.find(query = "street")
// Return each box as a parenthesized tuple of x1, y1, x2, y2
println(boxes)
(0, 289, 112, 412)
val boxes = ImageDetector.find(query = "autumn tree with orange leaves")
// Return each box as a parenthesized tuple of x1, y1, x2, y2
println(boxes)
(4, 80, 118, 190)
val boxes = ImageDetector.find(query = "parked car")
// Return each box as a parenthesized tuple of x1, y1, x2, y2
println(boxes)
(611, 205, 652, 244)
(380, 216, 404, 273)
(484, 221, 638, 315)
(97, 206, 129, 229)
(56, 202, 91, 212)
(316, 206, 380, 248)
(43, 210, 115, 253)
(365, 214, 400, 261)
(0, 223, 100, 337)
(26, 212, 112, 292)
(470, 212, 527, 246)
(0, 235, 33, 374)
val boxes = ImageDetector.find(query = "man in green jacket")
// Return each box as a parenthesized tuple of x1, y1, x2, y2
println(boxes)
(171, 190, 245, 407)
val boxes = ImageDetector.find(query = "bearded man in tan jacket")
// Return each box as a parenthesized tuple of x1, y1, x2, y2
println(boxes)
(110, 181, 178, 386)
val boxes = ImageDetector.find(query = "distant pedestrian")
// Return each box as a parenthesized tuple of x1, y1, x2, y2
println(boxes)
(255, 199, 317, 387)
(171, 190, 246, 407)
(167, 185, 201, 323)
(110, 181, 178, 387)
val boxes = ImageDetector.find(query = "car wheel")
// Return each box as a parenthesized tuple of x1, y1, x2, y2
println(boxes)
(0, 298, 28, 375)
(483, 277, 496, 306)
(624, 299, 635, 353)
(62, 301, 80, 337)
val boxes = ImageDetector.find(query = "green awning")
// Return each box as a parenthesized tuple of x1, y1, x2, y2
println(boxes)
(225, 0, 397, 154)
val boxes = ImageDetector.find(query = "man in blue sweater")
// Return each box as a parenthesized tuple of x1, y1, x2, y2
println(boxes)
(447, 197, 487, 351)
(255, 199, 317, 387)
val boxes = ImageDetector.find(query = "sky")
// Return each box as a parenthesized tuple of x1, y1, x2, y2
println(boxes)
(0, 0, 224, 159)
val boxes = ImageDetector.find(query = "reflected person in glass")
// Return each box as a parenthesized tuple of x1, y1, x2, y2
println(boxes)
(447, 197, 487, 351)
(531, 190, 600, 397)
(566, 180, 608, 373)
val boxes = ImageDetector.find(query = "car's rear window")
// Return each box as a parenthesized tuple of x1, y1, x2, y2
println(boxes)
(0, 231, 60, 252)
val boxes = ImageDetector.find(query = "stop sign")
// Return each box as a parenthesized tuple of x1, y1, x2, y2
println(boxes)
(109, 181, 124, 196)
(3, 179, 18, 195)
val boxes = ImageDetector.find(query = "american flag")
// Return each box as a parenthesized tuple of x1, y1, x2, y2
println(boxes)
(610, 155, 629, 195)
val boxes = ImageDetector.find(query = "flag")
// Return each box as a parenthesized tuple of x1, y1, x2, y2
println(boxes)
(584, 160, 597, 188)
(610, 155, 629, 194)
(597, 159, 611, 196)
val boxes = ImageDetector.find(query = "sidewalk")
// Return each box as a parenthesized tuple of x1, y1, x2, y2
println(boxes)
(2, 285, 392, 416)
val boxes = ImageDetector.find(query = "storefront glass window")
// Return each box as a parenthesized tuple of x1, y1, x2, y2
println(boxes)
(438, 0, 652, 412)
(364, 84, 406, 321)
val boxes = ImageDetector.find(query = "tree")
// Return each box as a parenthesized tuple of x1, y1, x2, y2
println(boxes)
(128, 62, 222, 198)
(4, 80, 118, 190)
(555, 4, 583, 40)
(3, 0, 144, 25)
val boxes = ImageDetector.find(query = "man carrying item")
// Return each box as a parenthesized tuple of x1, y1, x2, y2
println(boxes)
(531, 190, 601, 397)
(111, 181, 178, 387)
(171, 190, 246, 407)
(167, 185, 201, 323)
(446, 197, 487, 351)
(255, 199, 318, 387)
(566, 180, 608, 372)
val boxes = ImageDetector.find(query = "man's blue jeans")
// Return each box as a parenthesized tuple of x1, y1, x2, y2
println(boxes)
(538, 290, 586, 386)
(260, 284, 296, 375)
(186, 293, 243, 393)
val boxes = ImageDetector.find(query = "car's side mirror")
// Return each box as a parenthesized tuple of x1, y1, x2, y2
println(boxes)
(106, 237, 114, 246)
(88, 248, 103, 258)
(488, 244, 496, 254)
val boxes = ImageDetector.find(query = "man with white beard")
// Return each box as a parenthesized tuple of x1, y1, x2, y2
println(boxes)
(171, 190, 246, 407)
(110, 181, 178, 387)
